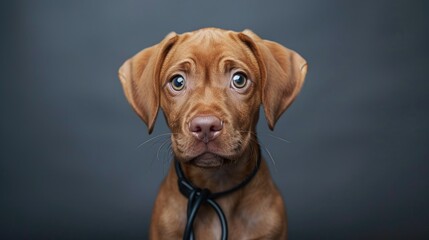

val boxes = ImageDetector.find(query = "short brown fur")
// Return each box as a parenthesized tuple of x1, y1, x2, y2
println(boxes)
(119, 28, 307, 239)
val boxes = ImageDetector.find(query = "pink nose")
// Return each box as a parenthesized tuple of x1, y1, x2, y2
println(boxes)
(189, 116, 223, 143)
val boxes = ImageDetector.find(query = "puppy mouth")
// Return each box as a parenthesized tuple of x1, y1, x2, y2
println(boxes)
(189, 152, 228, 168)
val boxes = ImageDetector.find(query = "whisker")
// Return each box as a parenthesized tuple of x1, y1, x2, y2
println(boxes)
(167, 145, 174, 167)
(141, 139, 165, 176)
(155, 139, 170, 174)
(151, 136, 170, 148)
(237, 130, 286, 173)
(266, 133, 290, 143)
(163, 142, 173, 174)
(136, 133, 172, 149)
(244, 134, 278, 172)
(238, 130, 291, 144)
(260, 143, 277, 173)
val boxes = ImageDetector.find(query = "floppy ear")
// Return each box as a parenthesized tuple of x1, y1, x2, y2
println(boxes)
(239, 30, 308, 130)
(118, 32, 178, 134)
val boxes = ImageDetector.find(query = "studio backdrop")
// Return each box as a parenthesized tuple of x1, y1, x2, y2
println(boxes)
(1, 0, 428, 239)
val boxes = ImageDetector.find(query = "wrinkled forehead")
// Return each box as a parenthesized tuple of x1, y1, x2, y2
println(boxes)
(162, 30, 260, 77)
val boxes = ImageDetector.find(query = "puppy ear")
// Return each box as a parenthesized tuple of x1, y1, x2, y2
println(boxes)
(118, 32, 178, 134)
(239, 30, 308, 130)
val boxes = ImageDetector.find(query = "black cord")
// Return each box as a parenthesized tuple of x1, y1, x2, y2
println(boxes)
(175, 151, 261, 240)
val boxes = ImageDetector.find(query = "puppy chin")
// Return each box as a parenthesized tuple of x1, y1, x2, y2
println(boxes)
(189, 152, 226, 168)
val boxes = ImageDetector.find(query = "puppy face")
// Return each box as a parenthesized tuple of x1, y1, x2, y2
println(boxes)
(159, 30, 262, 167)
(118, 28, 307, 168)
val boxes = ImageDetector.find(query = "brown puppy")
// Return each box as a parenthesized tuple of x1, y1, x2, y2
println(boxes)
(119, 28, 307, 240)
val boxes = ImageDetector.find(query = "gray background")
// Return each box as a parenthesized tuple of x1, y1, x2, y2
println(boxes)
(1, 0, 428, 239)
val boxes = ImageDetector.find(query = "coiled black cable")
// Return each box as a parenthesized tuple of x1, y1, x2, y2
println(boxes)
(175, 151, 261, 240)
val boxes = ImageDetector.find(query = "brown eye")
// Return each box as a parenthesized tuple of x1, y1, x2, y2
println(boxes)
(170, 75, 185, 91)
(231, 72, 247, 89)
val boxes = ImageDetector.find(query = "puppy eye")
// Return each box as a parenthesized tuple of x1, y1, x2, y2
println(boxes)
(170, 75, 186, 91)
(231, 72, 248, 89)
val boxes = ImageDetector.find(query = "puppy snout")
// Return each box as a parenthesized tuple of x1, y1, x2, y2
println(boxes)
(189, 116, 223, 143)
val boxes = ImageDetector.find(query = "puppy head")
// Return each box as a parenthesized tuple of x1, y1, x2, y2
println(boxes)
(119, 28, 307, 167)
